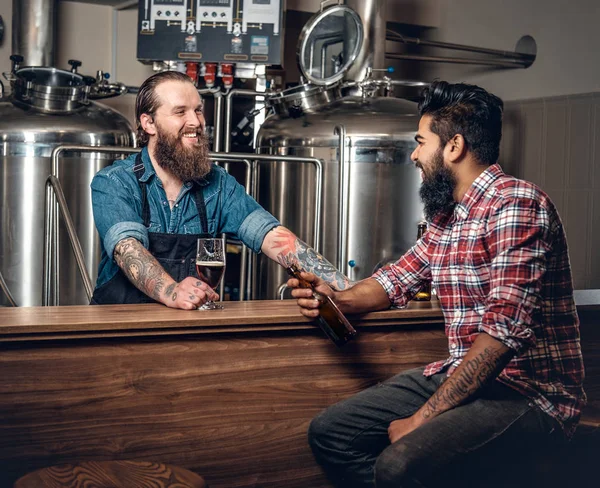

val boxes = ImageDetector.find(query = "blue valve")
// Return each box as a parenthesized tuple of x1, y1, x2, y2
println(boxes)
(348, 260, 356, 268)
(103, 72, 110, 80)
(387, 67, 395, 73)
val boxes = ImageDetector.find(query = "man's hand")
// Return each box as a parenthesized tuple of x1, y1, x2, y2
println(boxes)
(388, 416, 423, 444)
(165, 277, 220, 310)
(287, 272, 336, 318)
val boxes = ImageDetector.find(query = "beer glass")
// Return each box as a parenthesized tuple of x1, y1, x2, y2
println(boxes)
(196, 237, 226, 310)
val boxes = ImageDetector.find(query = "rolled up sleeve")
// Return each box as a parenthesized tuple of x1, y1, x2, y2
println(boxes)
(216, 168, 280, 252)
(237, 208, 280, 253)
(103, 221, 149, 261)
(91, 167, 149, 260)
(373, 234, 432, 308)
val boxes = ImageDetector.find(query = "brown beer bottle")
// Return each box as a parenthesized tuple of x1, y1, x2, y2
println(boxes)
(287, 264, 357, 347)
(413, 222, 432, 301)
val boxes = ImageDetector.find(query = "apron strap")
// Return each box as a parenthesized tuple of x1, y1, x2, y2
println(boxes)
(133, 152, 151, 227)
(193, 184, 209, 235)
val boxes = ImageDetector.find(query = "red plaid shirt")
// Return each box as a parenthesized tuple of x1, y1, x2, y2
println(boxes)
(374, 164, 585, 437)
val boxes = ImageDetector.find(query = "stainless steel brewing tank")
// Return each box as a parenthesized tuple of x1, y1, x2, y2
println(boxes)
(0, 100, 134, 306)
(254, 95, 423, 299)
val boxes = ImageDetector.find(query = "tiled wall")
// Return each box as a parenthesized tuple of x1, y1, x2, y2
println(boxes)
(500, 93, 600, 290)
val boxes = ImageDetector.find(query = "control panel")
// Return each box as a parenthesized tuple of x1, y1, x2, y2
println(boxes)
(144, 0, 188, 32)
(138, 0, 284, 65)
(196, 0, 234, 34)
(243, 0, 280, 36)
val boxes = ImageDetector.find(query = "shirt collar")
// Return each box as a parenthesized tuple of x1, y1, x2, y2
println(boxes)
(137, 146, 155, 183)
(454, 163, 504, 220)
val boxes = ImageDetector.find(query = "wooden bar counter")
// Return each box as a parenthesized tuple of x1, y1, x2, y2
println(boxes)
(0, 299, 598, 487)
(0, 300, 446, 488)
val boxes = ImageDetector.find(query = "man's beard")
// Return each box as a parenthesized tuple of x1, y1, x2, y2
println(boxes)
(154, 125, 211, 182)
(418, 148, 457, 221)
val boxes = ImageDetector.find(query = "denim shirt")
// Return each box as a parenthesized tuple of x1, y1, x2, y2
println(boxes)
(91, 147, 280, 288)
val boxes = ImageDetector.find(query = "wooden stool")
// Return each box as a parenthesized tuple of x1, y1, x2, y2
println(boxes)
(14, 460, 207, 488)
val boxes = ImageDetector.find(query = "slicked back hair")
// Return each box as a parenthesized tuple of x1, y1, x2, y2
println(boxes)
(418, 81, 504, 165)
(135, 71, 195, 147)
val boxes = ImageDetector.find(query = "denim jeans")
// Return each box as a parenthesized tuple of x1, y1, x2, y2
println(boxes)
(308, 367, 560, 488)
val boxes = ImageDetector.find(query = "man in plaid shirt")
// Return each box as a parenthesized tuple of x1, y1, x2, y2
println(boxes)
(289, 81, 585, 487)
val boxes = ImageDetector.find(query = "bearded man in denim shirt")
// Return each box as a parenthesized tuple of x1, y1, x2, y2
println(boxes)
(91, 71, 349, 309)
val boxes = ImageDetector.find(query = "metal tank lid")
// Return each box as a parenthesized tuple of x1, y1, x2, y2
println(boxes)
(0, 100, 134, 156)
(259, 95, 420, 149)
(296, 2, 364, 87)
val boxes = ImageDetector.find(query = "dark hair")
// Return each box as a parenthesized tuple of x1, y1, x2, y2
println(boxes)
(135, 71, 195, 146)
(418, 81, 504, 165)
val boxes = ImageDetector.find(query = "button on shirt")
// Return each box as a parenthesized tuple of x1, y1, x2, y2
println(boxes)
(373, 164, 585, 437)
(91, 148, 280, 288)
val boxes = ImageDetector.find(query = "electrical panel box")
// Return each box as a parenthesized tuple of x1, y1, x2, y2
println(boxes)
(137, 0, 284, 65)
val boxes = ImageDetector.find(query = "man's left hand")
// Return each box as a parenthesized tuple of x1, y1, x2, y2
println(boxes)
(388, 415, 423, 444)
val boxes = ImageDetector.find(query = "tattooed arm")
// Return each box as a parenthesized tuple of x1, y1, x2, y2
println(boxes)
(261, 226, 352, 291)
(388, 332, 514, 443)
(113, 237, 218, 310)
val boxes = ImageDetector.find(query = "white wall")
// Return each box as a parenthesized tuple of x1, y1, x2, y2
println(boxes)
(429, 0, 600, 100)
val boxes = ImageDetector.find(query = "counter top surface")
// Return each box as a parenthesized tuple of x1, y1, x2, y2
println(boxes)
(0, 299, 445, 341)
(1, 295, 597, 342)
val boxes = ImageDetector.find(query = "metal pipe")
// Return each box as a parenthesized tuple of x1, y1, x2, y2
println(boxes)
(345, 0, 387, 82)
(0, 270, 17, 307)
(213, 91, 224, 152)
(224, 89, 265, 153)
(334, 125, 349, 275)
(12, 0, 57, 66)
(46, 175, 95, 302)
(385, 52, 532, 68)
(213, 152, 324, 299)
(43, 146, 323, 305)
(209, 155, 252, 302)
(44, 145, 140, 306)
(386, 30, 536, 65)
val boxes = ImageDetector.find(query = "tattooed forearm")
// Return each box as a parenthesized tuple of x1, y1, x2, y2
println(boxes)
(264, 226, 352, 290)
(114, 237, 175, 302)
(418, 333, 513, 422)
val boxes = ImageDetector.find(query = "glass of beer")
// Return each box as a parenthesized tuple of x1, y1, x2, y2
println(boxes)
(196, 237, 226, 310)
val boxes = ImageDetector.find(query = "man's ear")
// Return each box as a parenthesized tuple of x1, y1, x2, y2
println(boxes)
(446, 134, 467, 163)
(140, 113, 156, 136)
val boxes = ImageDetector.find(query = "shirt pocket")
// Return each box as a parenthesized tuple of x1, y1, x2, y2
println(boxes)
(184, 218, 216, 235)
(459, 222, 490, 299)
(148, 220, 162, 233)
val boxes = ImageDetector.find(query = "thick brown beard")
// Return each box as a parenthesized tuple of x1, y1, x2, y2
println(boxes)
(418, 147, 457, 221)
(154, 125, 211, 182)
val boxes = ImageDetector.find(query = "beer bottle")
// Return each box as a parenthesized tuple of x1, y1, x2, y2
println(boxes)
(287, 264, 357, 347)
(413, 222, 432, 301)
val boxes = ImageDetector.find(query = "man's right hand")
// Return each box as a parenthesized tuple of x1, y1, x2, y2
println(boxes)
(287, 272, 336, 319)
(165, 277, 220, 310)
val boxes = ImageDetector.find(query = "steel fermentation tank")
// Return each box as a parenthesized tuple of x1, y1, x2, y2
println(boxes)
(0, 58, 134, 306)
(252, 3, 424, 299)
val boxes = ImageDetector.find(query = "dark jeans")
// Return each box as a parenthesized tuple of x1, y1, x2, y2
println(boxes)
(308, 367, 560, 488)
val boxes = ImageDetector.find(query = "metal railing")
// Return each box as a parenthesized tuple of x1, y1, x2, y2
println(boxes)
(335, 124, 350, 275)
(0, 269, 17, 307)
(44, 145, 141, 306)
(42, 146, 324, 305)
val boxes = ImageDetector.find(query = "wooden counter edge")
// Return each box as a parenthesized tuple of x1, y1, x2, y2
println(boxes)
(0, 299, 445, 342)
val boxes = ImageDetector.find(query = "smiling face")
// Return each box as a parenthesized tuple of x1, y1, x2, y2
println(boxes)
(142, 80, 211, 182)
(412, 115, 458, 221)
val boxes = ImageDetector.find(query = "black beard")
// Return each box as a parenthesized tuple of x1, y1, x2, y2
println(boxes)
(154, 127, 211, 183)
(418, 149, 457, 221)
